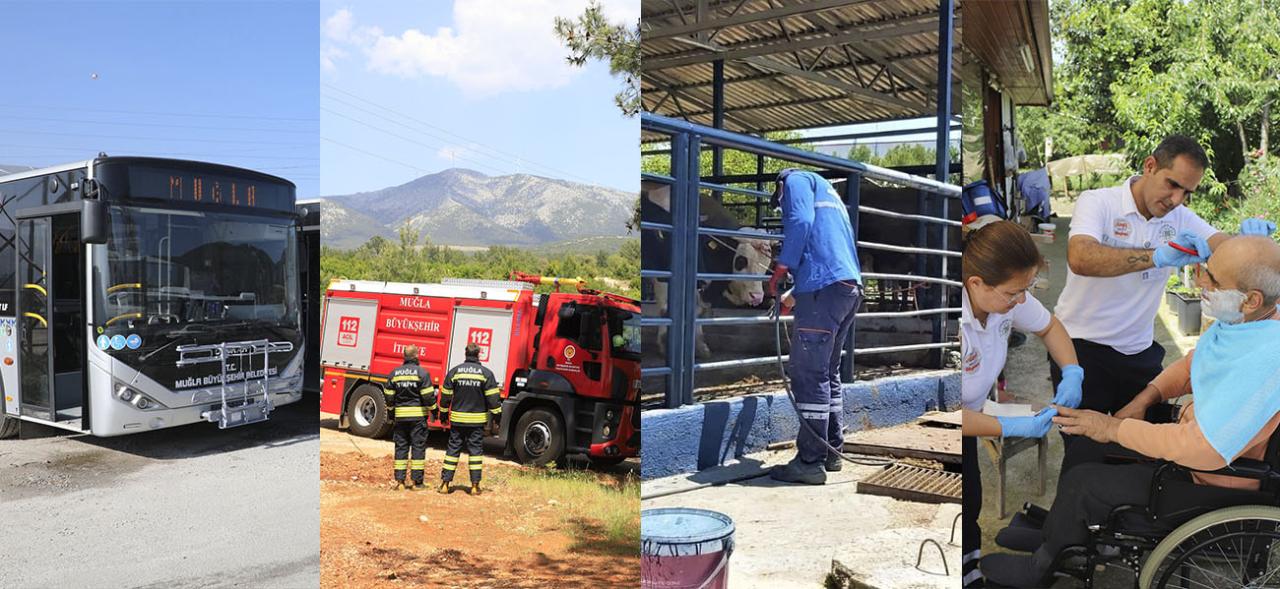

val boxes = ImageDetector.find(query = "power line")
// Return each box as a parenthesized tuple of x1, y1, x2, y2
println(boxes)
(321, 137, 426, 173)
(322, 107, 510, 176)
(0, 103, 318, 122)
(0, 128, 314, 146)
(321, 84, 598, 185)
(0, 143, 319, 160)
(0, 114, 317, 134)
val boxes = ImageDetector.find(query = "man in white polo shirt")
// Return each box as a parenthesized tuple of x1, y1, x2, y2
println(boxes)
(1051, 135, 1239, 464)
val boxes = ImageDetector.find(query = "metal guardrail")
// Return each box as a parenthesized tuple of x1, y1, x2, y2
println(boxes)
(641, 113, 962, 409)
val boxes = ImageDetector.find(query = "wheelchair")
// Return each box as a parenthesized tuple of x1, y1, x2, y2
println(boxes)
(1035, 429, 1280, 588)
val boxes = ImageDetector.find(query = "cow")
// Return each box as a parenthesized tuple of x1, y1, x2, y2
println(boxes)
(640, 181, 773, 358)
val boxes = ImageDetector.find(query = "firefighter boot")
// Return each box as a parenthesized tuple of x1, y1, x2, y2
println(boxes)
(393, 480, 406, 491)
(824, 452, 843, 472)
(437, 481, 450, 494)
(470, 482, 483, 496)
(412, 482, 426, 491)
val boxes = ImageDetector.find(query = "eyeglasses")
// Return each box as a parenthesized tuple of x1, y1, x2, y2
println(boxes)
(991, 276, 1043, 305)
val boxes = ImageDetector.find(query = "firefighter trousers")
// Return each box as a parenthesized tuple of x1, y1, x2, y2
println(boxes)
(393, 419, 429, 484)
(789, 280, 863, 465)
(441, 426, 485, 485)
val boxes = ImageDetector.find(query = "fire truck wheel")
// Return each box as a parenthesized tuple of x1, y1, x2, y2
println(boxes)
(0, 416, 17, 439)
(346, 384, 393, 438)
(513, 408, 565, 467)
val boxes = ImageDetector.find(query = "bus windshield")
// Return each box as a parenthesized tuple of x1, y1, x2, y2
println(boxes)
(92, 206, 299, 341)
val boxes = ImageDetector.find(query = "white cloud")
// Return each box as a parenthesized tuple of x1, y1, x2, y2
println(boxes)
(322, 1, 637, 96)
(323, 8, 355, 42)
(321, 45, 347, 73)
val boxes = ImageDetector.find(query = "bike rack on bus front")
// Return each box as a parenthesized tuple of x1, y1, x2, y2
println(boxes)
(175, 339, 295, 429)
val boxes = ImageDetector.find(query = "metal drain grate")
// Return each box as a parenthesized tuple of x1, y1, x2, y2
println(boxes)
(857, 463, 962, 504)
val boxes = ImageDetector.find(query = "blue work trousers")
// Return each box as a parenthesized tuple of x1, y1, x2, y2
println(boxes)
(790, 279, 863, 464)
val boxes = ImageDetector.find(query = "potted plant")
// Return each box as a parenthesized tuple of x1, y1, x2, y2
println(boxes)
(1166, 273, 1202, 336)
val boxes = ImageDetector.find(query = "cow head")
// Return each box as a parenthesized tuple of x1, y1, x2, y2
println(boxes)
(723, 228, 773, 307)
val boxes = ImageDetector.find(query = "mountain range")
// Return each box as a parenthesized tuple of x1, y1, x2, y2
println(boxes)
(321, 168, 636, 250)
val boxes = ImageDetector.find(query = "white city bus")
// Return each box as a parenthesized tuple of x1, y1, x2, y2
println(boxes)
(0, 156, 305, 437)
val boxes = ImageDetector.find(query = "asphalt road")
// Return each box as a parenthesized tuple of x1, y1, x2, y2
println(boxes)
(0, 395, 320, 589)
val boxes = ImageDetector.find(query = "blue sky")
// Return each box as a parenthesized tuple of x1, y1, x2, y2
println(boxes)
(319, 0, 640, 196)
(0, 1, 319, 197)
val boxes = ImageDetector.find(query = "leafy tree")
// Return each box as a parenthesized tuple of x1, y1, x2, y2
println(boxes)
(320, 237, 639, 299)
(1017, 0, 1280, 210)
(555, 2, 640, 116)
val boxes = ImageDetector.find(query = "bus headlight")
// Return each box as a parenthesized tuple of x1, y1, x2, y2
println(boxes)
(136, 397, 151, 410)
(116, 385, 135, 402)
(602, 425, 612, 438)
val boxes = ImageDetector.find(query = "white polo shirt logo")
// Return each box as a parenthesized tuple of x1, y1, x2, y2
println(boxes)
(1158, 223, 1176, 245)
(963, 349, 981, 374)
(998, 319, 1012, 339)
(1113, 218, 1132, 239)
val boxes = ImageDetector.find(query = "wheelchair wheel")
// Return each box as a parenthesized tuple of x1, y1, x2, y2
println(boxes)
(1140, 505, 1280, 588)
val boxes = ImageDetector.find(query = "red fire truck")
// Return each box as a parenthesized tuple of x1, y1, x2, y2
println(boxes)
(319, 273, 640, 466)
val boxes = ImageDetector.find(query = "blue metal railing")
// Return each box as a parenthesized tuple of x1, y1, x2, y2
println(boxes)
(642, 113, 963, 409)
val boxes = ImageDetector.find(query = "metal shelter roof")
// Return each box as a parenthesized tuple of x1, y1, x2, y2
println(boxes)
(641, 0, 961, 140)
(961, 0, 1052, 106)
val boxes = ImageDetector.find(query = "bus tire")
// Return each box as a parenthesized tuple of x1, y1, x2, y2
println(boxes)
(346, 384, 393, 439)
(0, 416, 16, 439)
(513, 408, 565, 467)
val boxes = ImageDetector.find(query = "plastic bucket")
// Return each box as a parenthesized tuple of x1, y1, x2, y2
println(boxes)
(1038, 223, 1056, 241)
(641, 508, 735, 589)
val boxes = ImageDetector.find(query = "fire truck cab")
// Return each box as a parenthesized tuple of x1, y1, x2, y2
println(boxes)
(319, 275, 640, 466)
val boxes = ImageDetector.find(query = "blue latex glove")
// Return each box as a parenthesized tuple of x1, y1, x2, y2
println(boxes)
(1053, 364, 1084, 408)
(1153, 231, 1211, 268)
(1241, 218, 1277, 237)
(997, 407, 1058, 438)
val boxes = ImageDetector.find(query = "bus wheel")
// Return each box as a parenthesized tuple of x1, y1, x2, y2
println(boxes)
(514, 408, 565, 467)
(346, 384, 392, 438)
(0, 416, 16, 439)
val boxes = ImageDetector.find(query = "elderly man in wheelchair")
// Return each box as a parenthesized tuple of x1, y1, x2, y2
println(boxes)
(980, 235, 1280, 588)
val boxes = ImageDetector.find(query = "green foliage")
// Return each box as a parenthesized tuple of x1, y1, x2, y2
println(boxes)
(1214, 154, 1280, 240)
(1017, 0, 1280, 208)
(321, 236, 640, 299)
(554, 2, 640, 116)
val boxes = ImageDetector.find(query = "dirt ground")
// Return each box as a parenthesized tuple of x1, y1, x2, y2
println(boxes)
(320, 433, 638, 588)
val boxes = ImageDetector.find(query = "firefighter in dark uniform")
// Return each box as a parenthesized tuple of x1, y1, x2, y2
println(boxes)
(437, 342, 503, 495)
(384, 344, 437, 490)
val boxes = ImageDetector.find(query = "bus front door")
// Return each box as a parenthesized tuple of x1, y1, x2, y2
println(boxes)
(16, 213, 86, 432)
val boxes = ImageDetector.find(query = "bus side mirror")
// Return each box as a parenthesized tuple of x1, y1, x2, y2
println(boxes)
(82, 199, 108, 244)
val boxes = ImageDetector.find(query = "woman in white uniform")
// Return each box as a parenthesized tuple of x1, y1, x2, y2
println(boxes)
(959, 217, 1083, 588)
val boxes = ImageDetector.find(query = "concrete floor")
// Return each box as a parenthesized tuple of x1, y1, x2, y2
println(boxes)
(977, 205, 1198, 588)
(643, 446, 960, 588)
(0, 395, 321, 589)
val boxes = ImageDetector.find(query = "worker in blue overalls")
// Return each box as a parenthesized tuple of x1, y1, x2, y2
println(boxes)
(767, 169, 863, 485)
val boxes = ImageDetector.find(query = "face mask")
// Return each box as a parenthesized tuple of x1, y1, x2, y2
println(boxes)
(1202, 288, 1247, 324)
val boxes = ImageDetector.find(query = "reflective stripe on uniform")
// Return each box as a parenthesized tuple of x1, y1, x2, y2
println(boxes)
(468, 457, 483, 470)
(800, 411, 826, 420)
(451, 373, 487, 382)
(394, 460, 407, 469)
(395, 406, 428, 417)
(795, 403, 828, 412)
(442, 457, 458, 471)
(392, 375, 421, 383)
(383, 388, 394, 396)
(489, 407, 502, 414)
(484, 387, 501, 396)
(451, 411, 487, 425)
(410, 460, 425, 470)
